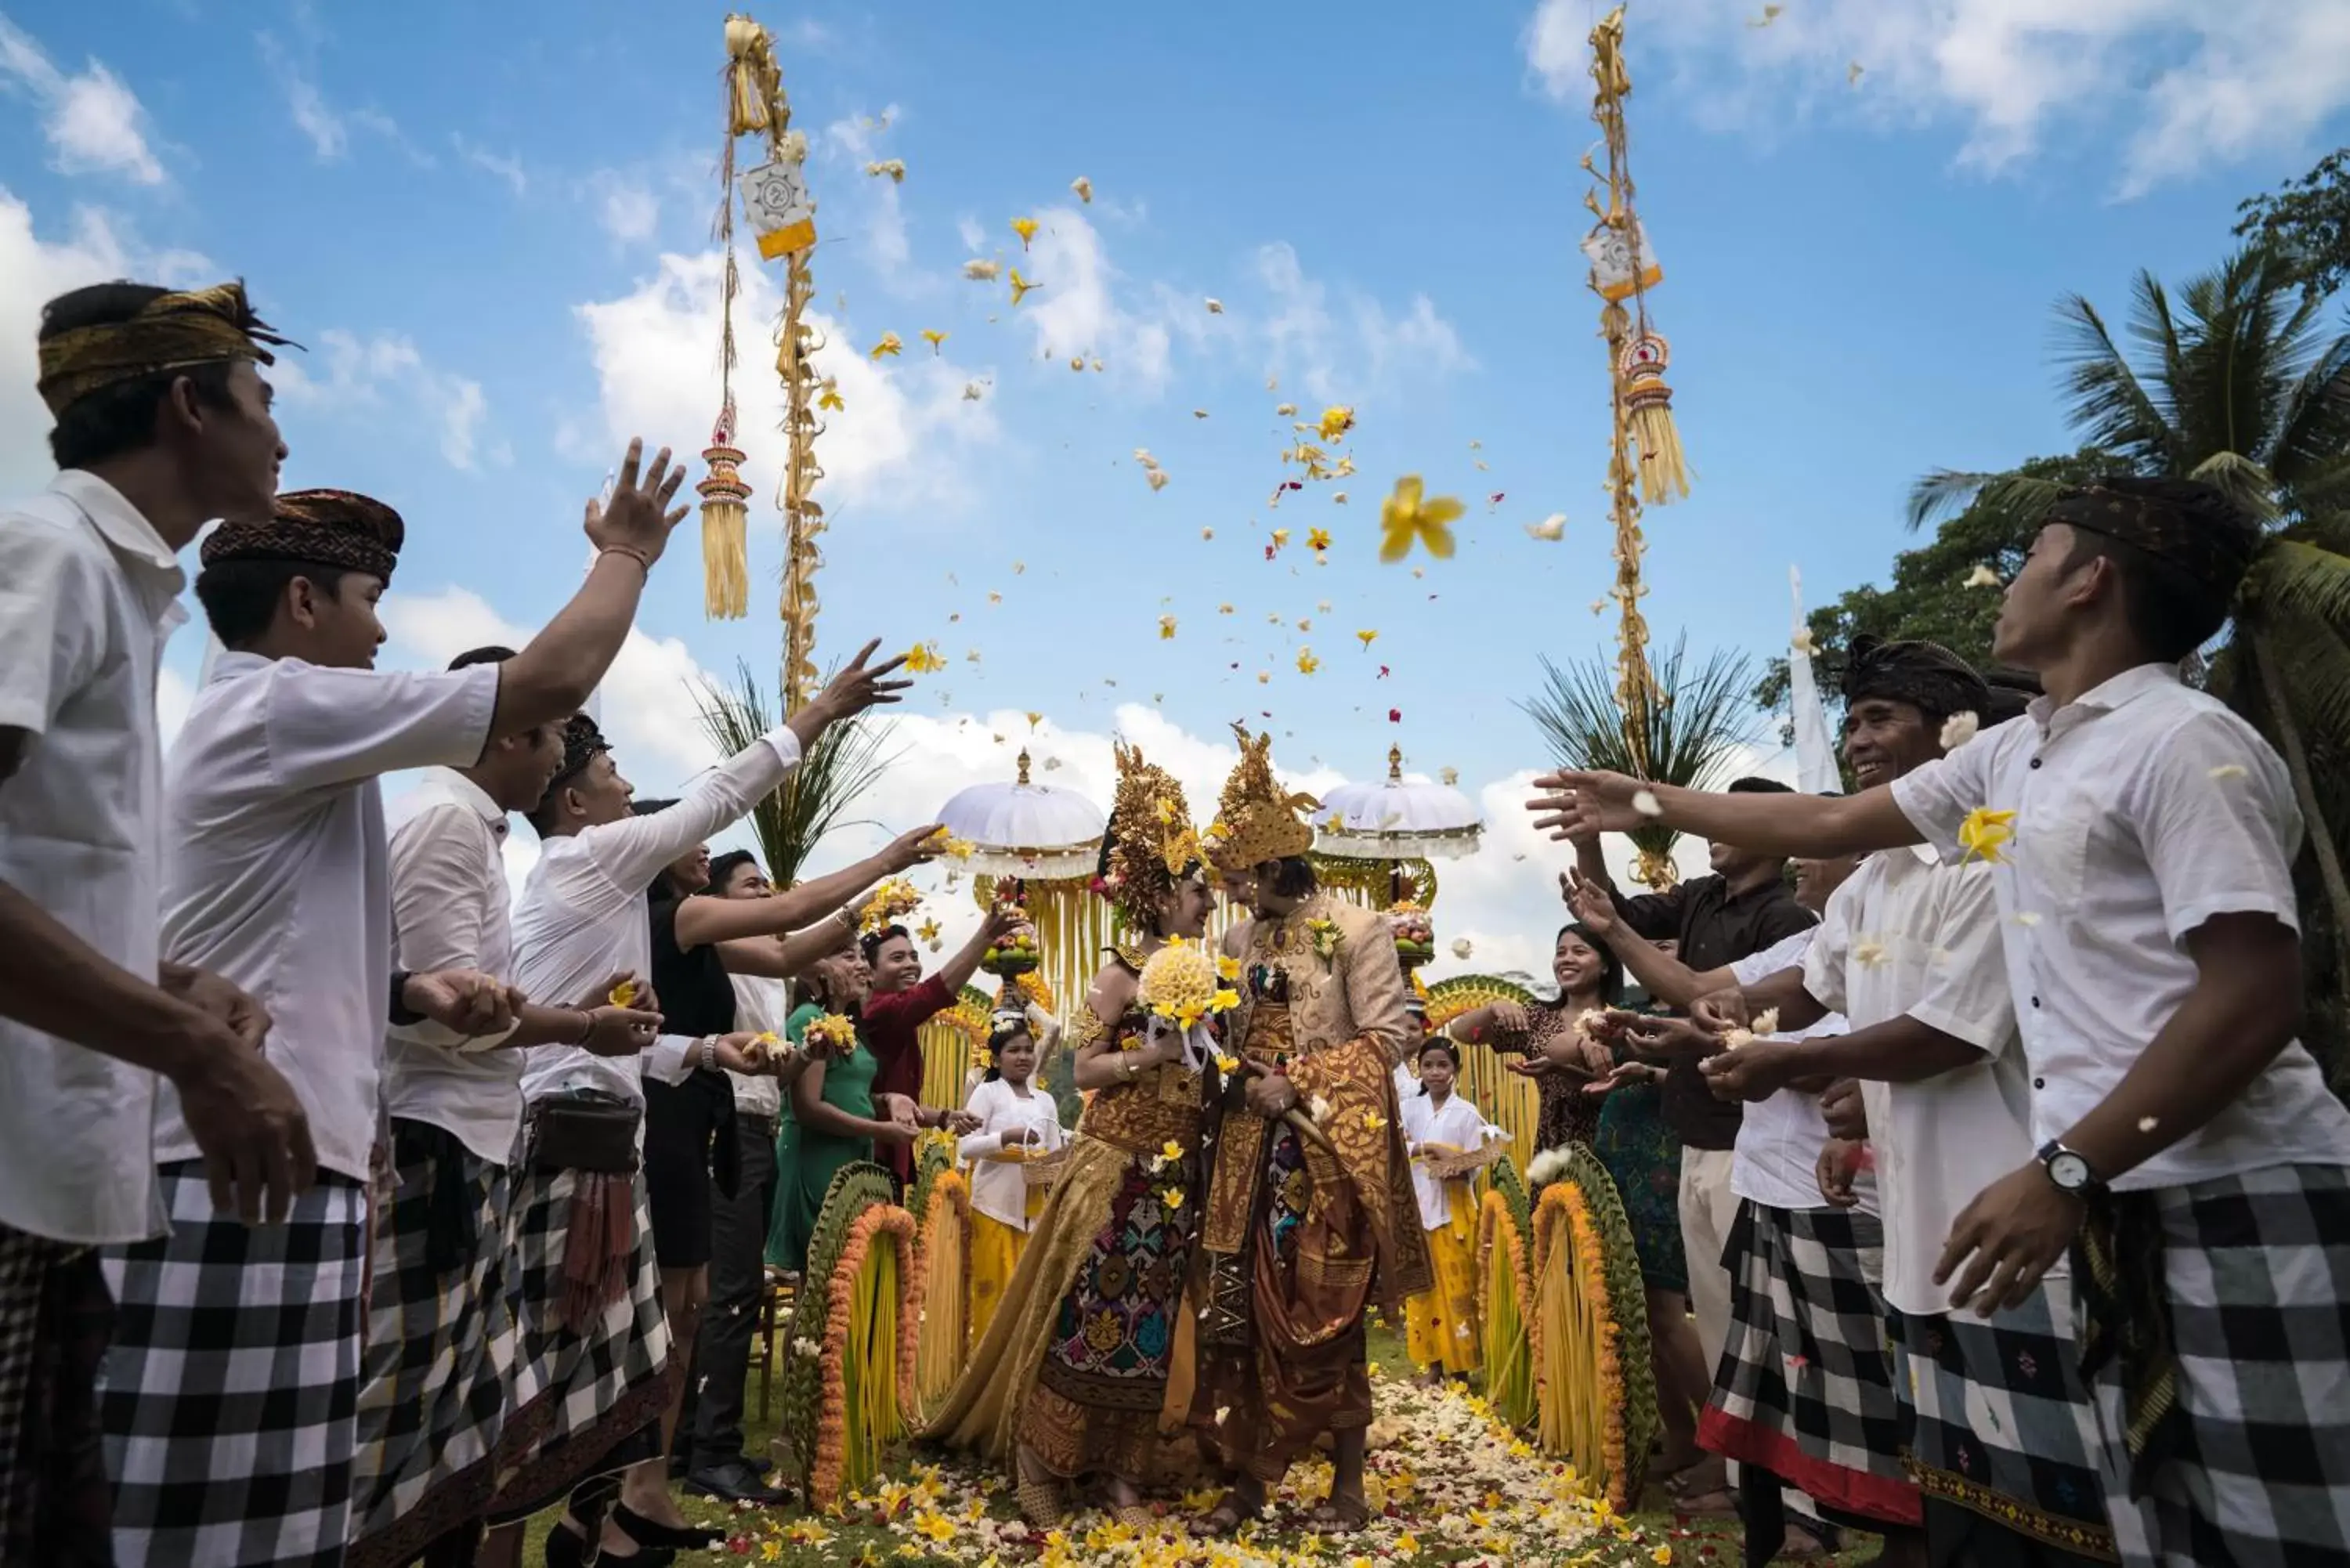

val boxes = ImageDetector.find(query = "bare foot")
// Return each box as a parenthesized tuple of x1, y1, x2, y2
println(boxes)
(1198, 1481, 1264, 1538)
(1309, 1493, 1372, 1535)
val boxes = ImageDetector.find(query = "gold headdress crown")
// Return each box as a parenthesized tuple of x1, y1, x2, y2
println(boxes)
(1101, 741, 1204, 927)
(1205, 723, 1319, 870)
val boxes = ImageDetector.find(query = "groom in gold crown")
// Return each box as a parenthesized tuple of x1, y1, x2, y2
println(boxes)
(1188, 726, 1428, 1537)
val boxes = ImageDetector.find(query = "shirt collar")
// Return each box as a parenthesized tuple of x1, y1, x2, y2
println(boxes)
(50, 470, 183, 576)
(415, 767, 511, 840)
(2027, 661, 2179, 737)
(205, 649, 272, 685)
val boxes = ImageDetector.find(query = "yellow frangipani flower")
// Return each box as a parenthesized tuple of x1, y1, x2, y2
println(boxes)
(1010, 215, 1039, 248)
(1159, 615, 1177, 640)
(868, 332, 902, 359)
(1307, 527, 1332, 551)
(1160, 1140, 1183, 1163)
(1161, 1187, 1185, 1209)
(1271, 527, 1290, 547)
(1958, 806, 2017, 863)
(915, 918, 941, 944)
(1318, 405, 1355, 441)
(920, 329, 948, 354)
(902, 641, 947, 674)
(1217, 955, 1240, 981)
(608, 979, 638, 1007)
(1214, 1053, 1241, 1075)
(1356, 629, 1378, 648)
(1297, 649, 1320, 675)
(1009, 269, 1039, 305)
(816, 378, 844, 411)
(1379, 475, 1463, 562)
(1210, 988, 1239, 1012)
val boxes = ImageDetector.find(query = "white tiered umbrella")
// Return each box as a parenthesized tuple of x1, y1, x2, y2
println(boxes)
(1315, 746, 1484, 861)
(935, 750, 1106, 881)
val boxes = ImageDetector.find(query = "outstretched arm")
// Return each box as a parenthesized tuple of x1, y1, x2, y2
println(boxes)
(674, 826, 943, 948)
(1532, 771, 1921, 859)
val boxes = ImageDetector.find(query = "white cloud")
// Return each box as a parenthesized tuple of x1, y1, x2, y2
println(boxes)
(0, 17, 164, 184)
(453, 134, 528, 197)
(1538, 0, 2350, 196)
(573, 248, 1000, 515)
(1011, 205, 1173, 391)
(594, 173, 659, 244)
(1252, 240, 1473, 403)
(955, 215, 985, 252)
(256, 30, 342, 160)
(0, 190, 212, 494)
(273, 327, 492, 471)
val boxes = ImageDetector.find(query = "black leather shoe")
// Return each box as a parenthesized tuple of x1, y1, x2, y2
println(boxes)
(685, 1458, 794, 1507)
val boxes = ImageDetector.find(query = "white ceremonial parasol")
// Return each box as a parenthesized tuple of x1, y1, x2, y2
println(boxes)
(1315, 746, 1484, 861)
(935, 750, 1108, 881)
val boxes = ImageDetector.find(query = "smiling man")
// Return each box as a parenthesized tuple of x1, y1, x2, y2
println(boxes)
(1530, 477, 2350, 1568)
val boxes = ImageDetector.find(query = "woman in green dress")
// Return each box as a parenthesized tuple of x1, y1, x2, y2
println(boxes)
(767, 952, 971, 1272)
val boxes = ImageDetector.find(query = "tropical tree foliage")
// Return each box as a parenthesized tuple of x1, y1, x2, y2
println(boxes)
(1523, 638, 1759, 887)
(694, 659, 897, 888)
(2238, 146, 2350, 298)
(1908, 244, 2350, 1086)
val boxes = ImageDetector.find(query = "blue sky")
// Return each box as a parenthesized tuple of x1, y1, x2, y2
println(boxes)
(5, 0, 2347, 981)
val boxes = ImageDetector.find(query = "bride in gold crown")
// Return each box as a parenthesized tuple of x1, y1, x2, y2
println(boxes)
(920, 742, 1217, 1527)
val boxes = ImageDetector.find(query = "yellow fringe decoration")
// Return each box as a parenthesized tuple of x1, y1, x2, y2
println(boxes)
(1476, 1190, 1537, 1431)
(1429, 988, 1545, 1176)
(974, 876, 1113, 1028)
(698, 457, 750, 620)
(914, 1170, 971, 1414)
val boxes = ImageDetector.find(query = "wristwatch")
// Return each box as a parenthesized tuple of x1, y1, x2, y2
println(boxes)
(2037, 1138, 2102, 1196)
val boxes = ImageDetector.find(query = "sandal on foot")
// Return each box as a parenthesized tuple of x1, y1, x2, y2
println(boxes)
(1014, 1455, 1064, 1529)
(1308, 1495, 1373, 1536)
(1196, 1490, 1260, 1539)
(1673, 1487, 1740, 1521)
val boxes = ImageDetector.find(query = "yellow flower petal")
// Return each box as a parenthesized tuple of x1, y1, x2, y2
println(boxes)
(1010, 215, 1038, 248)
(1159, 615, 1178, 640)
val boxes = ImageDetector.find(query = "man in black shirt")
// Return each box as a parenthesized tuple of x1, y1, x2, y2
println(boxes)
(1571, 775, 1816, 1510)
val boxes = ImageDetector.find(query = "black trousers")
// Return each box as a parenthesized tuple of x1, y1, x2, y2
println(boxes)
(678, 1112, 776, 1472)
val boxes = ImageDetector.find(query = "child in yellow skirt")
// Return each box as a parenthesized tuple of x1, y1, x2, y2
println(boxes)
(957, 1012, 1067, 1342)
(1401, 1039, 1497, 1382)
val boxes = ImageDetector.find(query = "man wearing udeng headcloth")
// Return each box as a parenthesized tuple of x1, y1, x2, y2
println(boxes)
(1189, 724, 1427, 1539)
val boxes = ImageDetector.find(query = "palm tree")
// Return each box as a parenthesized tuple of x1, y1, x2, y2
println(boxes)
(1522, 638, 1760, 888)
(1910, 243, 2350, 1078)
(694, 659, 897, 888)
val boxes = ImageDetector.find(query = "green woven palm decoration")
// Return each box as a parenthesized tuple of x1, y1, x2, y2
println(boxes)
(778, 1162, 898, 1490)
(1562, 1143, 1658, 1499)
(1486, 1151, 1536, 1278)
(909, 1136, 956, 1223)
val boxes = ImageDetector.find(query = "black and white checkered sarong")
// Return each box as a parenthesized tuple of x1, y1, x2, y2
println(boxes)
(101, 1163, 367, 1568)
(0, 1223, 113, 1567)
(483, 1162, 671, 1523)
(1700, 1200, 1922, 1528)
(2090, 1163, 2350, 1568)
(1891, 1273, 2117, 1563)
(348, 1123, 516, 1568)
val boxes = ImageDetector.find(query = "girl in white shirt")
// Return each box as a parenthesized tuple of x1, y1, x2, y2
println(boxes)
(1400, 1039, 1497, 1382)
(958, 1013, 1067, 1342)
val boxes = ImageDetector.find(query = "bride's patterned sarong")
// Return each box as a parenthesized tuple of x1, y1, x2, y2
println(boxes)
(920, 1002, 1208, 1485)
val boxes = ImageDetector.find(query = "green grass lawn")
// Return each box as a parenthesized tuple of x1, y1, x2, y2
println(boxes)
(514, 1321, 1884, 1566)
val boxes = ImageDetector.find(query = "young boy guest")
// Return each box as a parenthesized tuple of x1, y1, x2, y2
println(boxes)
(0, 280, 314, 1567)
(1532, 478, 2350, 1568)
(109, 445, 686, 1568)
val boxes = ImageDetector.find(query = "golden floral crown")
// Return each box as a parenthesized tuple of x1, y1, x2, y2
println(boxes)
(1099, 741, 1205, 927)
(1205, 723, 1318, 869)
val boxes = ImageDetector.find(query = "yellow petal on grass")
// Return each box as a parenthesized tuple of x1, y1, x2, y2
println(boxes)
(1377, 475, 1463, 563)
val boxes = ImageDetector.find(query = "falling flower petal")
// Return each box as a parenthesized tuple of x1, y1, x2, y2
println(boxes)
(1193, 408, 1209, 419)
(1275, 402, 1298, 417)
(1965, 563, 2002, 588)
(960, 381, 984, 401)
(920, 329, 948, 355)
(1791, 627, 1817, 656)
(1318, 405, 1355, 441)
(902, 641, 946, 674)
(1958, 806, 2018, 864)
(1008, 269, 1039, 305)
(1357, 629, 1378, 649)
(1069, 175, 1093, 203)
(1332, 490, 1349, 504)
(817, 378, 845, 412)
(1631, 789, 1662, 818)
(1441, 767, 1459, 786)
(1940, 711, 1980, 750)
(1010, 215, 1038, 248)
(1855, 938, 1890, 968)
(1378, 475, 1464, 563)
(863, 157, 906, 182)
(1308, 528, 1332, 552)
(961, 258, 1001, 281)
(867, 332, 902, 359)
(1297, 649, 1320, 675)
(1451, 938, 1473, 959)
(1526, 512, 1567, 541)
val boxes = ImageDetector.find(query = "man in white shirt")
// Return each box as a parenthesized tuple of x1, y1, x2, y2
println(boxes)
(352, 645, 666, 1568)
(1535, 479, 2350, 1567)
(492, 644, 908, 1566)
(0, 280, 316, 1568)
(1701, 641, 2113, 1566)
(1573, 847, 1907, 1564)
(105, 447, 690, 1568)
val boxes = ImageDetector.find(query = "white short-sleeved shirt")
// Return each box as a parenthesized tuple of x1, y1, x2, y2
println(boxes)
(512, 727, 801, 1108)
(1893, 663, 2350, 1190)
(956, 1078, 1067, 1230)
(156, 654, 500, 1183)
(1802, 845, 2035, 1316)
(0, 474, 187, 1245)
(1726, 930, 1872, 1216)
(384, 768, 527, 1163)
(1401, 1089, 1499, 1230)
(728, 972, 790, 1120)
